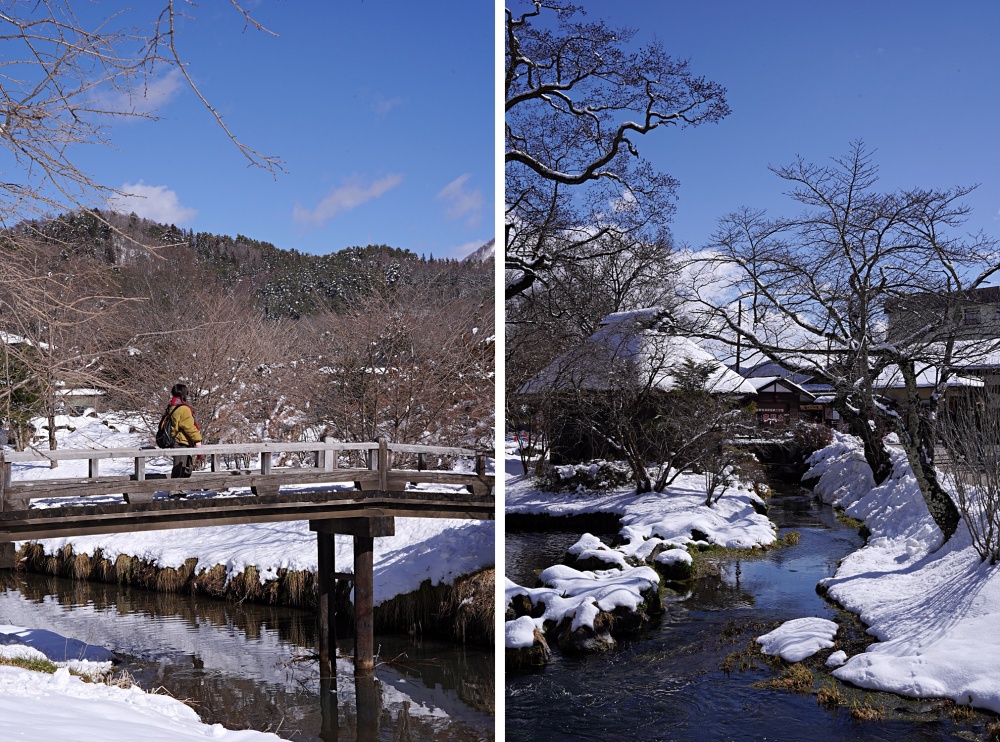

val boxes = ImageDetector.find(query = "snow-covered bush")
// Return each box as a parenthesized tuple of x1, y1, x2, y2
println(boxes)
(539, 459, 633, 492)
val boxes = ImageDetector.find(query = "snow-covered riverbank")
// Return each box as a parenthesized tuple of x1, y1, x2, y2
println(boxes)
(507, 433, 1000, 717)
(805, 432, 1000, 713)
(0, 624, 281, 740)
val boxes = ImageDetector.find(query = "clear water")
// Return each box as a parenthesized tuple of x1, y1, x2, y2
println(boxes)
(0, 573, 494, 741)
(504, 484, 979, 741)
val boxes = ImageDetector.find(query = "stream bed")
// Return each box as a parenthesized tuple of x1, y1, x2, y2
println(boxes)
(505, 483, 987, 741)
(0, 572, 494, 741)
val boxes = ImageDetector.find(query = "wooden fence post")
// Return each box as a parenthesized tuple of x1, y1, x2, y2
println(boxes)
(377, 437, 388, 492)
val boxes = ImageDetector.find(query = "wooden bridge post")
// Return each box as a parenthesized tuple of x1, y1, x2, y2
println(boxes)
(310, 516, 394, 676)
(0, 542, 14, 570)
(354, 532, 375, 674)
(316, 529, 337, 678)
(354, 671, 381, 741)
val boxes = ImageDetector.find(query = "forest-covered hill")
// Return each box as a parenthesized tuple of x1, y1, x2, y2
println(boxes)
(14, 209, 493, 318)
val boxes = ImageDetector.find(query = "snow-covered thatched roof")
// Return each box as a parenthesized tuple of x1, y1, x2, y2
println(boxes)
(521, 307, 756, 396)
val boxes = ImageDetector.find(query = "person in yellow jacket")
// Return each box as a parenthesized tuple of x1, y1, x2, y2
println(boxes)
(167, 382, 203, 478)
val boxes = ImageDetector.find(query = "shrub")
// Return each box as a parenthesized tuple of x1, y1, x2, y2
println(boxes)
(793, 423, 833, 459)
(540, 460, 633, 492)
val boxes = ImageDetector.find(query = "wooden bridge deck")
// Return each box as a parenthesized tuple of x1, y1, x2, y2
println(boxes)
(0, 438, 494, 541)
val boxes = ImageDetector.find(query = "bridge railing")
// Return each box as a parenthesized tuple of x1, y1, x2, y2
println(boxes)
(0, 437, 493, 512)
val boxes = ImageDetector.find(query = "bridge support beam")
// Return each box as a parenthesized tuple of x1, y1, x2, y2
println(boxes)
(311, 516, 395, 675)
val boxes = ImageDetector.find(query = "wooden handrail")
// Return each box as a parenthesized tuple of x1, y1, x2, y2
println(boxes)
(2, 440, 495, 464)
(0, 439, 495, 513)
(1, 440, 378, 463)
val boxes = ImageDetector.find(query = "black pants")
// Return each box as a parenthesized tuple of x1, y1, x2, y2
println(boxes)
(171, 449, 195, 478)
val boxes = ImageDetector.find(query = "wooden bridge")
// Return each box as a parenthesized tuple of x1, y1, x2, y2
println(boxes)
(0, 437, 495, 675)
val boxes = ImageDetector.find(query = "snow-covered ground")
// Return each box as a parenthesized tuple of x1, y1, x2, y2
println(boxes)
(804, 432, 1000, 713)
(1, 411, 494, 738)
(505, 449, 775, 646)
(0, 625, 281, 740)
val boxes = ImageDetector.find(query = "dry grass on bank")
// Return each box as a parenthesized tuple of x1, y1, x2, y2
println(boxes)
(14, 543, 494, 644)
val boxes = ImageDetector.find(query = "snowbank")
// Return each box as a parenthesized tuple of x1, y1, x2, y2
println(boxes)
(805, 432, 1000, 712)
(0, 625, 279, 741)
(757, 617, 838, 662)
(0, 665, 281, 741)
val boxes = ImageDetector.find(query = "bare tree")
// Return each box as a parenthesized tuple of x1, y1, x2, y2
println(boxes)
(505, 0, 729, 300)
(939, 398, 1000, 563)
(0, 239, 134, 456)
(693, 142, 1000, 541)
(0, 1, 281, 231)
(101, 253, 287, 444)
(522, 311, 750, 493)
(311, 283, 494, 449)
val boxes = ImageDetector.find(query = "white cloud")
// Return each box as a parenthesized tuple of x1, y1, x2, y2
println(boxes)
(373, 95, 404, 115)
(97, 68, 185, 116)
(436, 174, 483, 226)
(107, 181, 197, 224)
(293, 174, 404, 228)
(442, 239, 490, 260)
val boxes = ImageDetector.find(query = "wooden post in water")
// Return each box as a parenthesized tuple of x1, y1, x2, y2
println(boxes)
(316, 529, 337, 678)
(354, 532, 375, 673)
(310, 516, 394, 675)
(0, 542, 14, 570)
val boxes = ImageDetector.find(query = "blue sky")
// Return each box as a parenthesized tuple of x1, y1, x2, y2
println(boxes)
(555, 1, 1000, 254)
(77, 1, 494, 259)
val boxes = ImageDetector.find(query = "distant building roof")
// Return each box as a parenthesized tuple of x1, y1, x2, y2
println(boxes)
(874, 364, 984, 389)
(522, 307, 756, 396)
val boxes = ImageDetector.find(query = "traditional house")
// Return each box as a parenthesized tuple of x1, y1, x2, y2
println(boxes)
(519, 307, 755, 462)
(736, 361, 838, 428)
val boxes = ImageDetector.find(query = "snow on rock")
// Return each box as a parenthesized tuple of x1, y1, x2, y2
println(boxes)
(504, 565, 659, 644)
(567, 533, 629, 568)
(505, 616, 537, 650)
(655, 548, 693, 567)
(538, 564, 659, 612)
(826, 650, 848, 667)
(756, 617, 839, 662)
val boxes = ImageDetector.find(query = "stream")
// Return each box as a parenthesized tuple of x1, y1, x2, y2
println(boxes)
(505, 482, 981, 741)
(0, 572, 494, 741)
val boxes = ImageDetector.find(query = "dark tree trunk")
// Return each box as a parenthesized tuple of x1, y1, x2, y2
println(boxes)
(841, 403, 892, 485)
(897, 361, 961, 542)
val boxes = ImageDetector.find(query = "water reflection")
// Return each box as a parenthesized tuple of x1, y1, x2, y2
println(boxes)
(0, 572, 494, 741)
